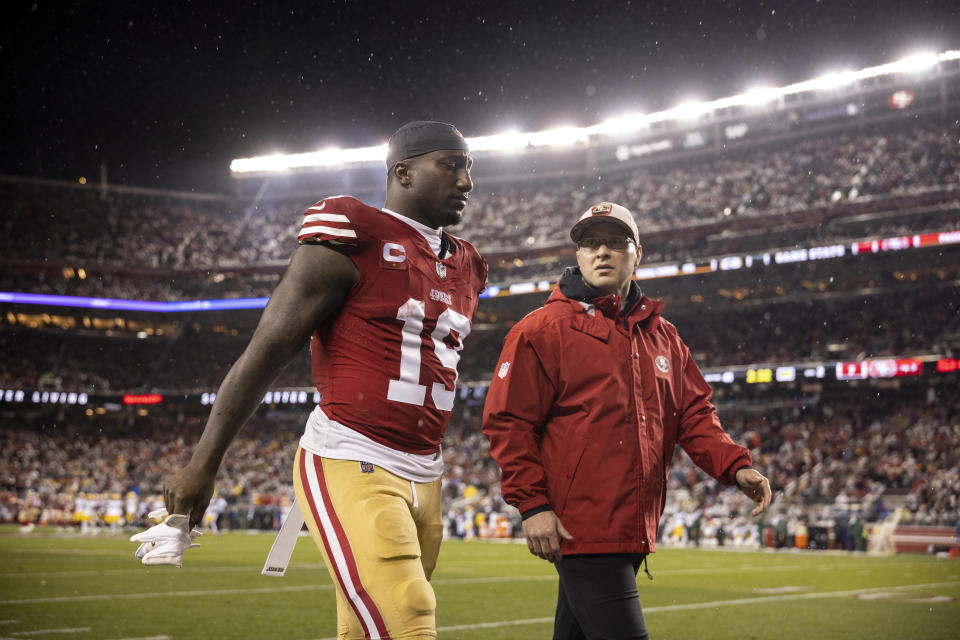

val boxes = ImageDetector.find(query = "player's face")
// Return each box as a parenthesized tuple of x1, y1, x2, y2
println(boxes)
(575, 221, 642, 299)
(408, 150, 473, 228)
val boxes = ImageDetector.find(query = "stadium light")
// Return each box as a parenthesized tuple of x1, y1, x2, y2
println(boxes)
(467, 131, 528, 152)
(526, 126, 588, 147)
(809, 70, 858, 91)
(895, 52, 940, 72)
(586, 113, 648, 136)
(230, 144, 388, 173)
(740, 86, 779, 105)
(660, 100, 709, 121)
(230, 48, 960, 174)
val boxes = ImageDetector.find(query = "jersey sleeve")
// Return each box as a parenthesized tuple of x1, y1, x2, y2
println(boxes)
(297, 196, 362, 246)
(456, 237, 488, 294)
(476, 251, 489, 294)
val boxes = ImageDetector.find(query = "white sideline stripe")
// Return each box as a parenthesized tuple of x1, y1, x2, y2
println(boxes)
(0, 621, 20, 625)
(0, 566, 254, 578)
(312, 581, 960, 639)
(8, 632, 89, 638)
(6, 576, 954, 609)
(640, 580, 960, 613)
(0, 576, 554, 606)
(0, 564, 803, 580)
(436, 617, 553, 633)
(0, 585, 323, 605)
(108, 636, 171, 640)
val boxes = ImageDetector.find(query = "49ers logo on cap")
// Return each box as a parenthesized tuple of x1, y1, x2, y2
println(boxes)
(590, 203, 614, 216)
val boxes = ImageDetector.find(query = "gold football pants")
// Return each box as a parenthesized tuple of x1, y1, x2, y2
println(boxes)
(293, 447, 443, 639)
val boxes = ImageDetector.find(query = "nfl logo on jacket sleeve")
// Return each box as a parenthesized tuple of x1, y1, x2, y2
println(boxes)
(498, 362, 511, 379)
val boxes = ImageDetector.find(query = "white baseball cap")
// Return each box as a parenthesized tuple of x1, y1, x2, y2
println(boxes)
(570, 202, 639, 244)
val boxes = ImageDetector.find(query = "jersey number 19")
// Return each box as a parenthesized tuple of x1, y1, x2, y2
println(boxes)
(387, 298, 471, 411)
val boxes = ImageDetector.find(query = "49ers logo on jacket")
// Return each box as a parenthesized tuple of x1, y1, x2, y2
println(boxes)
(655, 356, 670, 373)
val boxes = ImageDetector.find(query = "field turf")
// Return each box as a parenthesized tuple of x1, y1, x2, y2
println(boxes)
(1, 526, 958, 639)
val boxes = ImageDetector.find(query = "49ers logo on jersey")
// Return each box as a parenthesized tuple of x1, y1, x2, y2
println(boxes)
(381, 242, 408, 269)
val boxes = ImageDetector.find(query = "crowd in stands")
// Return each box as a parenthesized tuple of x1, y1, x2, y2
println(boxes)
(2, 386, 956, 550)
(2, 119, 958, 551)
(2, 276, 956, 395)
(2, 121, 958, 301)
(668, 286, 960, 368)
(463, 123, 960, 251)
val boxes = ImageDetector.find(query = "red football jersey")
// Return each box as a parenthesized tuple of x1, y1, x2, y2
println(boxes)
(298, 196, 487, 454)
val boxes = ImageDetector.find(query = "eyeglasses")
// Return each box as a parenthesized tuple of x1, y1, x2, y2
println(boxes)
(577, 236, 635, 252)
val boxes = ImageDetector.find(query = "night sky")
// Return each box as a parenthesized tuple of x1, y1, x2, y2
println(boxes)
(3, 0, 959, 191)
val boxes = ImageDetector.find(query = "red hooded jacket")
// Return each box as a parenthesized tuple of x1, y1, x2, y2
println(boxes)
(482, 270, 752, 554)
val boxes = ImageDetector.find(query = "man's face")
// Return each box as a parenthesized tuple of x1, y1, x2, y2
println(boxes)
(403, 149, 473, 228)
(575, 221, 642, 298)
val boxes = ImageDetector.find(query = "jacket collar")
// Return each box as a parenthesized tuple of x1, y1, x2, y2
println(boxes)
(551, 267, 662, 329)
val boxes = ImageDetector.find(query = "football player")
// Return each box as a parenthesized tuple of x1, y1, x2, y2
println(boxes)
(161, 121, 485, 639)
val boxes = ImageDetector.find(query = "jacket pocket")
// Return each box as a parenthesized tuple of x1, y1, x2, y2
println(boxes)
(658, 472, 667, 519)
(554, 433, 589, 516)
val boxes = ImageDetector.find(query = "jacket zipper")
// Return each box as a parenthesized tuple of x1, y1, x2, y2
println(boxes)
(629, 321, 645, 549)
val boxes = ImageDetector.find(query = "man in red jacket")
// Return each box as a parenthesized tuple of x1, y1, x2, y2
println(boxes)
(482, 202, 772, 639)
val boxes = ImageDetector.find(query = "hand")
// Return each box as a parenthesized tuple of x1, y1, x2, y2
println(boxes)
(522, 510, 573, 563)
(130, 510, 202, 568)
(163, 463, 217, 529)
(736, 468, 773, 516)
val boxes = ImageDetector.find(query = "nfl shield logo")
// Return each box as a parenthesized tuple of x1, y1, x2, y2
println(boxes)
(436, 262, 447, 278)
(498, 362, 511, 379)
(359, 461, 375, 474)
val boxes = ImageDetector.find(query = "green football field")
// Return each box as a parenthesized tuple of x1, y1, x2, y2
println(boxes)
(1, 526, 958, 639)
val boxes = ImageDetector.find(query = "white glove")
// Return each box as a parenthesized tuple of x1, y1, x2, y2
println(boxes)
(130, 508, 201, 568)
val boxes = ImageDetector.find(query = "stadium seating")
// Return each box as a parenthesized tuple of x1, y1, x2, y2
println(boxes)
(1, 117, 958, 546)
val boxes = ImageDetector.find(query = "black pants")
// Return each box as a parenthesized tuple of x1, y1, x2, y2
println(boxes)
(553, 554, 650, 640)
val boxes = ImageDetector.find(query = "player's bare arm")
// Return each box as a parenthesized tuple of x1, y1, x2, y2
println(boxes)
(164, 243, 359, 526)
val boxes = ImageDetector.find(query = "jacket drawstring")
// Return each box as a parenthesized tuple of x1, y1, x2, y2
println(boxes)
(642, 554, 653, 580)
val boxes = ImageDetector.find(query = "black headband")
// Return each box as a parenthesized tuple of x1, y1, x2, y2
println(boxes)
(386, 121, 469, 170)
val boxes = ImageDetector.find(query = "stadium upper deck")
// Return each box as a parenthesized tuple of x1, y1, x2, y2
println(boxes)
(1, 118, 958, 299)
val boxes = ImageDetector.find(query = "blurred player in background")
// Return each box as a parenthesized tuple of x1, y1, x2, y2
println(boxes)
(124, 490, 139, 526)
(483, 202, 771, 640)
(104, 492, 124, 533)
(160, 121, 485, 639)
(202, 493, 227, 535)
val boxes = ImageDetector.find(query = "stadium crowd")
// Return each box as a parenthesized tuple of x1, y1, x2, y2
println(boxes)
(2, 387, 956, 549)
(462, 123, 960, 251)
(1, 281, 955, 395)
(2, 118, 958, 553)
(2, 122, 958, 301)
(2, 276, 956, 396)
